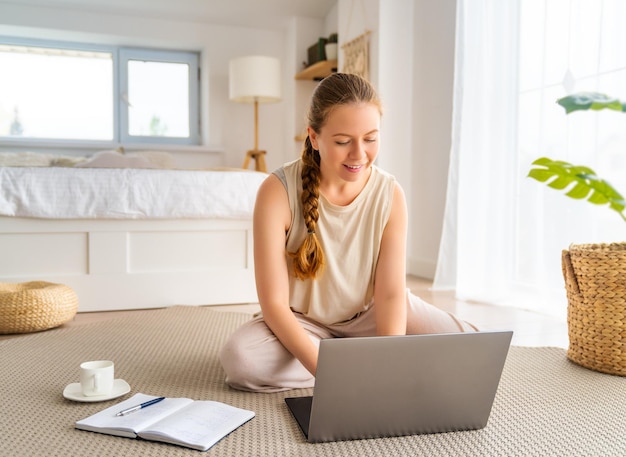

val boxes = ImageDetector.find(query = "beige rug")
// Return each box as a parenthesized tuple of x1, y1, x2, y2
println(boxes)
(1, 306, 625, 456)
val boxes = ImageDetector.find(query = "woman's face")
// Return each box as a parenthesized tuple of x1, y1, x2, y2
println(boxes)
(308, 102, 380, 184)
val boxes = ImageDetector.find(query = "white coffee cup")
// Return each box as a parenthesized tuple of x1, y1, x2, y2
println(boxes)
(80, 360, 114, 397)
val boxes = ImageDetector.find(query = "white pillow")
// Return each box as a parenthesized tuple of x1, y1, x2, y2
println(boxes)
(75, 150, 176, 169)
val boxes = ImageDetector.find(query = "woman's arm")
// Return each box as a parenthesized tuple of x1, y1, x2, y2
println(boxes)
(253, 174, 319, 376)
(373, 183, 409, 335)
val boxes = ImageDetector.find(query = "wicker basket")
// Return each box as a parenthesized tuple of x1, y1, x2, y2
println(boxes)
(562, 243, 626, 376)
(0, 281, 78, 334)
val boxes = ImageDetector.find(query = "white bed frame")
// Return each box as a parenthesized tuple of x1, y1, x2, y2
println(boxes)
(0, 216, 258, 312)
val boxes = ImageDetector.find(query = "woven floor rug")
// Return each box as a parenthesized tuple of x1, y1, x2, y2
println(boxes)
(1, 306, 625, 457)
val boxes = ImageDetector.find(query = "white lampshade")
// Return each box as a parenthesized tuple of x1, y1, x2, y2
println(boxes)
(229, 56, 281, 103)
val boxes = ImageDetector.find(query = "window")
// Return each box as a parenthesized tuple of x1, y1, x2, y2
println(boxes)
(0, 37, 200, 145)
(120, 48, 199, 144)
(516, 0, 626, 307)
(435, 0, 626, 317)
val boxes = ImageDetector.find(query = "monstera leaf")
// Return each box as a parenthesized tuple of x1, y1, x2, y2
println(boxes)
(557, 92, 626, 114)
(528, 157, 626, 222)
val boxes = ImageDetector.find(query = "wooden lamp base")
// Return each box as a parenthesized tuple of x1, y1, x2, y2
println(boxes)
(242, 149, 267, 173)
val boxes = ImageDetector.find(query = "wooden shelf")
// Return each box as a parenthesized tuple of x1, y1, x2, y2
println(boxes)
(295, 60, 338, 80)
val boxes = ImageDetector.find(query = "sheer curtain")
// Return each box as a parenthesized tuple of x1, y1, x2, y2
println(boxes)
(434, 0, 626, 318)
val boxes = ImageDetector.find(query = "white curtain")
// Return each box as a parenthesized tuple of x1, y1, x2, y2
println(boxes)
(434, 0, 626, 318)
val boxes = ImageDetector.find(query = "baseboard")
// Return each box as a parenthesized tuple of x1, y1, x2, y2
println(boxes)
(407, 257, 436, 280)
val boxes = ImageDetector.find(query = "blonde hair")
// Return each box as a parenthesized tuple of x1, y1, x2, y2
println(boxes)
(289, 73, 382, 280)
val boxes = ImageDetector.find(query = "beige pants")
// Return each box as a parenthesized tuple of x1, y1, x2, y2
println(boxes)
(219, 290, 478, 392)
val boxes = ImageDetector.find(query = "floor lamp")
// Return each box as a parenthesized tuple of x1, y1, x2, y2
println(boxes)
(229, 56, 281, 173)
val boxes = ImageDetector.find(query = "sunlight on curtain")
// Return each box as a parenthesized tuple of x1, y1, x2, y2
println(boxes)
(434, 0, 626, 319)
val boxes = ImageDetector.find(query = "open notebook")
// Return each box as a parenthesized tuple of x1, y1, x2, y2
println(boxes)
(76, 393, 255, 451)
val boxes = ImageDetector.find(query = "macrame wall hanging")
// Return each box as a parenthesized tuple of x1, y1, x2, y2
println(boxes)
(341, 0, 372, 80)
(341, 31, 371, 81)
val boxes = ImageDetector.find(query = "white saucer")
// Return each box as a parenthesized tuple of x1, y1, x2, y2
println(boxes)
(63, 379, 131, 402)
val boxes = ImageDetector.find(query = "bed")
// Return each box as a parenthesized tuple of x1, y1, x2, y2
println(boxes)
(0, 165, 267, 312)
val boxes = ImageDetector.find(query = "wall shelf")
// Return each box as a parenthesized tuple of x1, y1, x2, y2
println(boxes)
(295, 60, 338, 80)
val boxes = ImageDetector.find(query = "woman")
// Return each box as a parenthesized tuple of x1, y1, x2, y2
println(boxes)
(220, 73, 476, 392)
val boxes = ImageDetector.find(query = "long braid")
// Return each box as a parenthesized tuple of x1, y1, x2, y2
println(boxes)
(288, 137, 325, 279)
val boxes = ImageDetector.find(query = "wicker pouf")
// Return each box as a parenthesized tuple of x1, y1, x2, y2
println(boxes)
(562, 243, 626, 376)
(0, 281, 78, 334)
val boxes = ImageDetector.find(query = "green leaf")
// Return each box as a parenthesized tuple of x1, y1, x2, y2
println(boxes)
(546, 176, 573, 190)
(565, 182, 592, 199)
(528, 157, 626, 221)
(557, 92, 626, 114)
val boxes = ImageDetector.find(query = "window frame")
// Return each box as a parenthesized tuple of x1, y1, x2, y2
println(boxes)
(0, 36, 201, 147)
(119, 47, 200, 145)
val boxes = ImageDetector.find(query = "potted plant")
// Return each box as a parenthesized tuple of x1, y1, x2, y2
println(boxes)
(325, 33, 338, 61)
(528, 92, 626, 376)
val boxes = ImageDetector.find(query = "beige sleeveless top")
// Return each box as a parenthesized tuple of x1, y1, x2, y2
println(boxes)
(274, 159, 397, 325)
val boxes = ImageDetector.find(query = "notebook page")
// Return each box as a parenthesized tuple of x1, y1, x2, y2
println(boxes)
(138, 400, 255, 451)
(75, 393, 193, 438)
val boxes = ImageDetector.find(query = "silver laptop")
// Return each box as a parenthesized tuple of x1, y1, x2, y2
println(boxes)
(285, 331, 513, 443)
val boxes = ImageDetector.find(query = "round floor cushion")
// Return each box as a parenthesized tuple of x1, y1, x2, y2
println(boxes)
(0, 281, 79, 334)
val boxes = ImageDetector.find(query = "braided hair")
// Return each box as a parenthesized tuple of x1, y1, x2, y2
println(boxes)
(288, 73, 382, 280)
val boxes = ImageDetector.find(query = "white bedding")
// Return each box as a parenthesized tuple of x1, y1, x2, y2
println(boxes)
(0, 167, 267, 219)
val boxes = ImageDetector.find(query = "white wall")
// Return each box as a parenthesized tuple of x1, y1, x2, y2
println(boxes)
(377, 0, 415, 266)
(409, 0, 456, 278)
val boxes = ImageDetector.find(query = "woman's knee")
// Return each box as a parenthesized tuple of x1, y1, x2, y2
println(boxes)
(219, 333, 244, 380)
(219, 325, 266, 389)
(406, 291, 478, 334)
(219, 319, 315, 392)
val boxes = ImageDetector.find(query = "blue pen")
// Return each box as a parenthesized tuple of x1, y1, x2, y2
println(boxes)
(116, 397, 165, 416)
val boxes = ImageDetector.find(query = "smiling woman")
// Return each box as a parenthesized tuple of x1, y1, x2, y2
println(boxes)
(219, 73, 476, 393)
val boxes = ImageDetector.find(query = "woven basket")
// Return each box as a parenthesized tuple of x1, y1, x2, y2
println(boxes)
(562, 243, 626, 376)
(0, 281, 78, 334)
